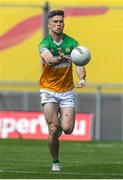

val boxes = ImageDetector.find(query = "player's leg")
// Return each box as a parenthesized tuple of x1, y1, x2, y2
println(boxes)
(43, 102, 61, 170)
(57, 111, 63, 137)
(60, 107, 75, 134)
(58, 90, 75, 134)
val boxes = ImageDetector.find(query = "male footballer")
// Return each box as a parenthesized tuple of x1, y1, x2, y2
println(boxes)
(39, 10, 86, 171)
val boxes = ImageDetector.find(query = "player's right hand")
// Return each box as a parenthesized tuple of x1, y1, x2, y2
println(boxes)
(58, 48, 65, 60)
(58, 48, 71, 62)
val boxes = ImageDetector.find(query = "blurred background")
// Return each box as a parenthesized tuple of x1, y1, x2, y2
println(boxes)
(0, 0, 123, 140)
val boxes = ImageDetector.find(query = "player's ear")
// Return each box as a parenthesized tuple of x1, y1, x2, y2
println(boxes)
(48, 18, 51, 28)
(63, 22, 65, 28)
(48, 21, 51, 28)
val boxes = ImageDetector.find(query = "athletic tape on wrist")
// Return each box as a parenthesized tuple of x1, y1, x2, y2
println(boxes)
(79, 79, 86, 85)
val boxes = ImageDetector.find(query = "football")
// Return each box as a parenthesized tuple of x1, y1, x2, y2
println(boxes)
(70, 46, 91, 66)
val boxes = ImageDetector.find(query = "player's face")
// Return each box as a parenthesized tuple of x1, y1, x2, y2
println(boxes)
(48, 15, 64, 35)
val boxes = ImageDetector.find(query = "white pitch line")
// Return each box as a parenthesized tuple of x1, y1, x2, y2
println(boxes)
(0, 170, 123, 177)
(0, 170, 80, 175)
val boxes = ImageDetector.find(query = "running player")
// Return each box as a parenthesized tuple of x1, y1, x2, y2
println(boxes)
(39, 10, 86, 171)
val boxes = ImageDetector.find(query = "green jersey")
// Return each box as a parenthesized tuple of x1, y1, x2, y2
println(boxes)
(39, 33, 79, 92)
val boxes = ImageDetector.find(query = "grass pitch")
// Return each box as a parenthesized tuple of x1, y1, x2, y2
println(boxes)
(0, 139, 123, 179)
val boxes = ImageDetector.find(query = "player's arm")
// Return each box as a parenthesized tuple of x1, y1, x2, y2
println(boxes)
(40, 48, 66, 66)
(75, 66, 86, 88)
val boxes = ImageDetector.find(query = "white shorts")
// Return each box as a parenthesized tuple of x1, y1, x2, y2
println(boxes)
(40, 89, 75, 108)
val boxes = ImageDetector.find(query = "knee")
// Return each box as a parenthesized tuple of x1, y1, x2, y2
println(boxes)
(50, 125, 58, 134)
(49, 125, 60, 137)
(63, 126, 74, 135)
(64, 129, 73, 134)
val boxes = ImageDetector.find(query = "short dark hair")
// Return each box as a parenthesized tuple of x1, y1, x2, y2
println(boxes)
(48, 10, 64, 18)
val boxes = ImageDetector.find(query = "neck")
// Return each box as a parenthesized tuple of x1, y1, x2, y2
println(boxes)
(50, 32, 63, 43)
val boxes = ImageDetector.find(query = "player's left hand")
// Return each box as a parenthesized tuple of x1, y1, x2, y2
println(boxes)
(74, 79, 86, 88)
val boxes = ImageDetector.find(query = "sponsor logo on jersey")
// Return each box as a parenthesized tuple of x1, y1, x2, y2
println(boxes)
(50, 49, 54, 53)
(65, 48, 71, 53)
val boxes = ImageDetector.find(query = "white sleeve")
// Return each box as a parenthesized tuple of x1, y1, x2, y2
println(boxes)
(39, 47, 50, 56)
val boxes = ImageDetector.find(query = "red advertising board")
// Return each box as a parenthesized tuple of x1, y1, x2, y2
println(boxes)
(0, 111, 93, 141)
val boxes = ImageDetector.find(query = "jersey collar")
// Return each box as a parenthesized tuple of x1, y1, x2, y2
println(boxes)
(49, 34, 64, 46)
(53, 40, 63, 46)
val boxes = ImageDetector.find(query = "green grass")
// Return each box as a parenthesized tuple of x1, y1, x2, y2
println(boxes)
(0, 139, 123, 179)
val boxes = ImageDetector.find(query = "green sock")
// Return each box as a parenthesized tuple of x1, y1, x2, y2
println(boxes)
(53, 160, 59, 163)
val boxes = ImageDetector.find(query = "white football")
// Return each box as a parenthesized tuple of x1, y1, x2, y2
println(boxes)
(71, 46, 91, 66)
